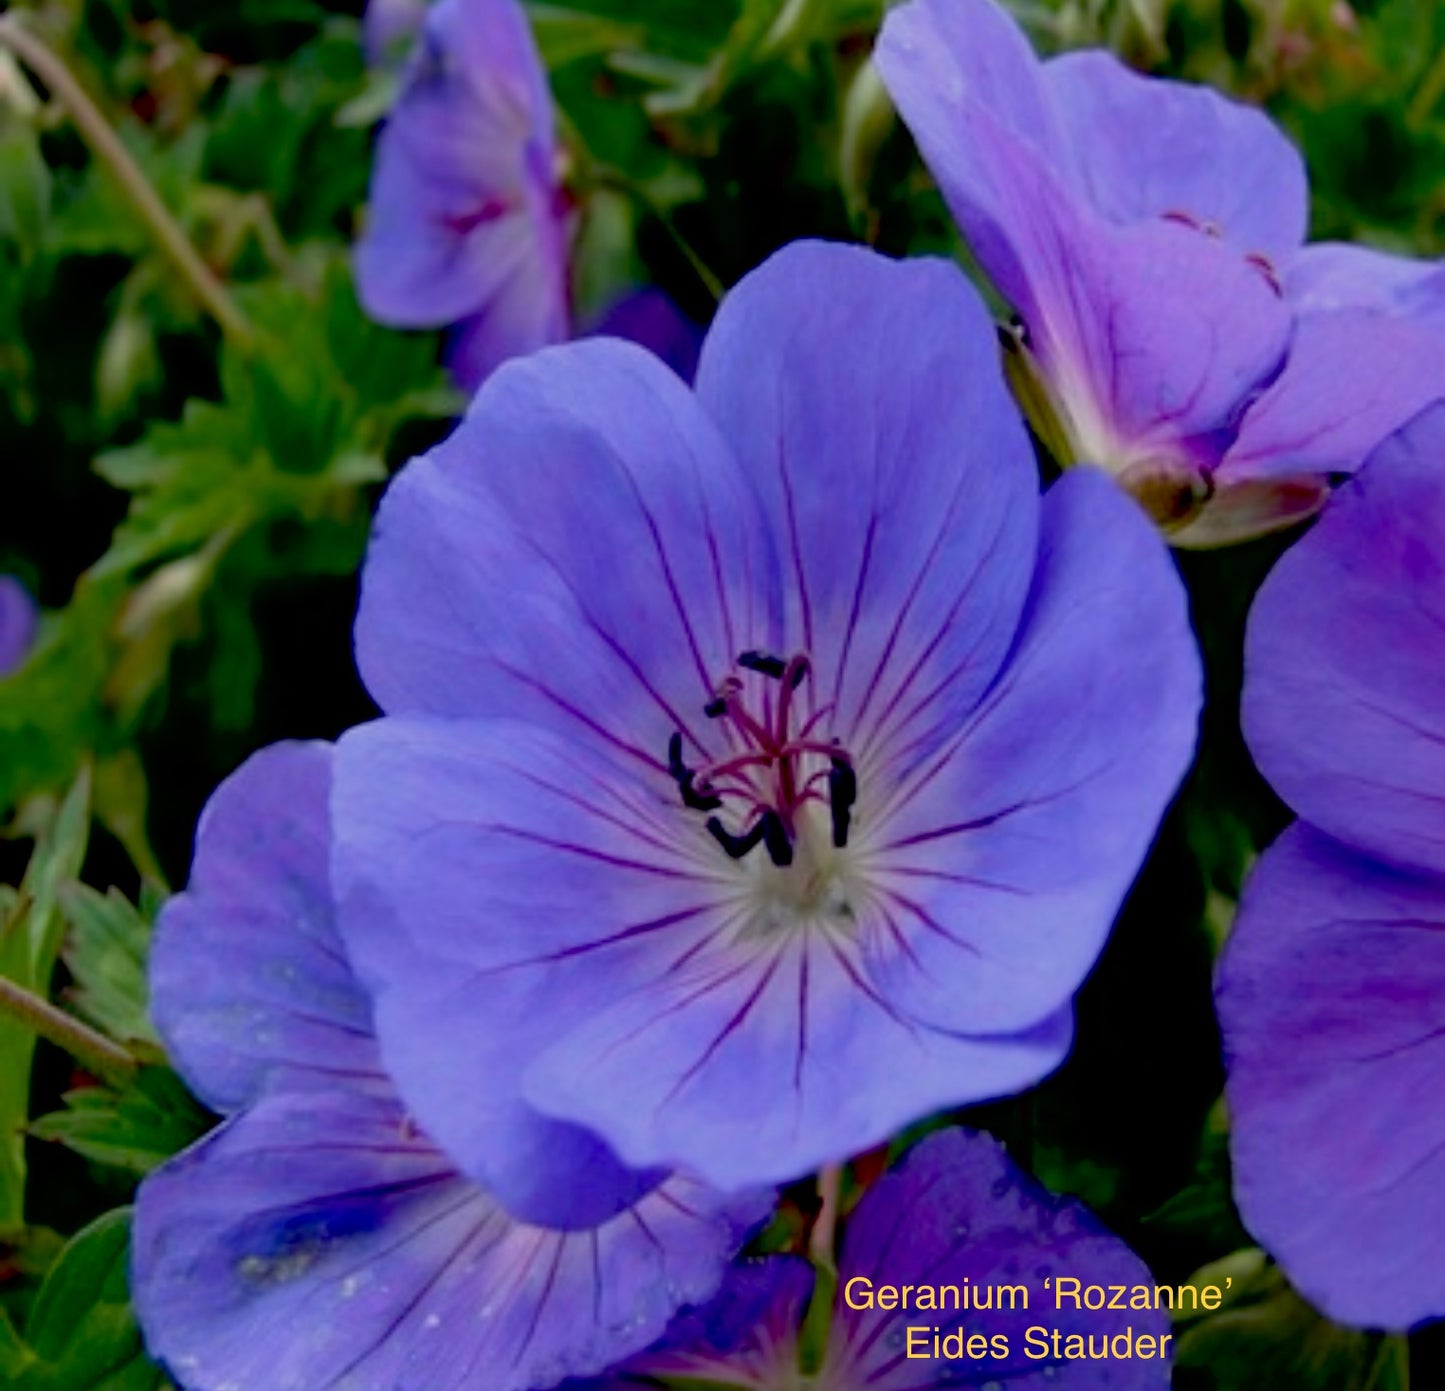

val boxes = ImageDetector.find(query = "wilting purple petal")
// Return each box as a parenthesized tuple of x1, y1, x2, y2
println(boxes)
(336, 240, 1199, 1192)
(1243, 403, 1445, 878)
(355, 0, 567, 383)
(0, 576, 37, 678)
(1218, 825, 1445, 1329)
(135, 1088, 767, 1391)
(148, 742, 380, 1114)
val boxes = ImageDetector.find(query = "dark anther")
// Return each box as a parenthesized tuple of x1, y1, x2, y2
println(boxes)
(704, 696, 728, 719)
(759, 811, 794, 867)
(786, 656, 809, 689)
(706, 814, 769, 860)
(680, 773, 722, 812)
(667, 732, 688, 780)
(738, 650, 788, 680)
(828, 756, 857, 849)
(706, 811, 793, 866)
(668, 732, 722, 811)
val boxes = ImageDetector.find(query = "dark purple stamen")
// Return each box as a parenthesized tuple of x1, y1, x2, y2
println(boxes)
(828, 756, 857, 850)
(706, 810, 793, 867)
(738, 650, 788, 680)
(672, 650, 853, 864)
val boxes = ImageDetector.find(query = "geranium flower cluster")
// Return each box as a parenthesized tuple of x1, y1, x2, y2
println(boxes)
(131, 0, 1445, 1384)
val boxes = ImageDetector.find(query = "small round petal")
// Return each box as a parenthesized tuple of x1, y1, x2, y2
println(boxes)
(0, 576, 37, 677)
(1044, 50, 1307, 256)
(695, 241, 1041, 743)
(1218, 824, 1445, 1328)
(1243, 407, 1445, 877)
(830, 1129, 1171, 1387)
(134, 1088, 766, 1391)
(868, 468, 1201, 1034)
(354, 337, 780, 755)
(332, 715, 726, 1223)
(1221, 310, 1445, 487)
(150, 742, 379, 1115)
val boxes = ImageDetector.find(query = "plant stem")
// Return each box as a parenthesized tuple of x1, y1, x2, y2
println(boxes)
(0, 14, 255, 347)
(811, 1161, 844, 1267)
(0, 976, 137, 1090)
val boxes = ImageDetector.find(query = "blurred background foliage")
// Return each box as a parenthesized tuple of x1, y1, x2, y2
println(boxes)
(0, 0, 1440, 1385)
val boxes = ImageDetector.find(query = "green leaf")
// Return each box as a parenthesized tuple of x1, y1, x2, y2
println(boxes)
(58, 885, 159, 1051)
(0, 773, 92, 1234)
(31, 1068, 212, 1177)
(0, 113, 51, 258)
(18, 1210, 166, 1390)
(1173, 1250, 1411, 1391)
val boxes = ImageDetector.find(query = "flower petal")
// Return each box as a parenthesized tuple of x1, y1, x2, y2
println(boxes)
(695, 240, 1040, 744)
(524, 926, 1072, 1189)
(617, 1258, 814, 1388)
(867, 468, 1200, 1034)
(1220, 310, 1445, 486)
(134, 1088, 763, 1391)
(1044, 49, 1307, 257)
(1243, 405, 1445, 878)
(331, 715, 732, 1223)
(831, 1129, 1172, 1388)
(1285, 242, 1445, 324)
(0, 575, 37, 678)
(1217, 824, 1445, 1329)
(444, 246, 572, 394)
(149, 742, 380, 1114)
(354, 337, 780, 764)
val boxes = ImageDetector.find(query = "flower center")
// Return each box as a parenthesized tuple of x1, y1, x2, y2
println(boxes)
(666, 651, 857, 879)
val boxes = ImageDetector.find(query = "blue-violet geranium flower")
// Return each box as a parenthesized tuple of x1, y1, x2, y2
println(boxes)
(331, 239, 1202, 1195)
(355, 0, 569, 393)
(133, 741, 770, 1391)
(1217, 401, 1445, 1330)
(876, 0, 1445, 547)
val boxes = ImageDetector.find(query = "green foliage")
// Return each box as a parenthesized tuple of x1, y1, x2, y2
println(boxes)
(32, 1067, 212, 1177)
(0, 773, 92, 1235)
(13, 1210, 168, 1390)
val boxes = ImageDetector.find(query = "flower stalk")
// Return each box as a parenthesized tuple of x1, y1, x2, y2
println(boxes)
(0, 14, 255, 348)
(0, 975, 138, 1089)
